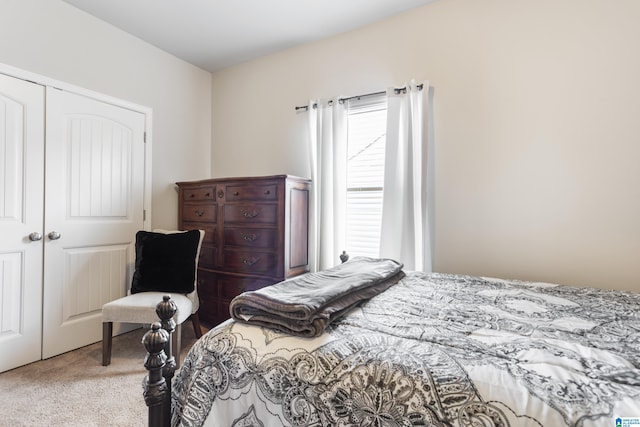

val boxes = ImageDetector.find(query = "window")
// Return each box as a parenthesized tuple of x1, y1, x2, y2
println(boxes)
(345, 95, 387, 258)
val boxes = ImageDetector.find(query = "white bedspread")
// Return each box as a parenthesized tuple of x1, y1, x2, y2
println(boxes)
(172, 272, 640, 427)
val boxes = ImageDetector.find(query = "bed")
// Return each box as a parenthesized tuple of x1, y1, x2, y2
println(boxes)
(146, 257, 640, 427)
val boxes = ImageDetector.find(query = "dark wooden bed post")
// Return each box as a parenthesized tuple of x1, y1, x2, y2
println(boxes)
(142, 322, 168, 427)
(155, 295, 178, 425)
(143, 295, 178, 427)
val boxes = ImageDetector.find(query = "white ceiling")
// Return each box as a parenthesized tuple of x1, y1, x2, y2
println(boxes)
(62, 0, 437, 72)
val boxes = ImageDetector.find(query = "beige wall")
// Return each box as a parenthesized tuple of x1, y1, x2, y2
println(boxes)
(2, 0, 635, 291)
(211, 0, 640, 291)
(0, 0, 212, 229)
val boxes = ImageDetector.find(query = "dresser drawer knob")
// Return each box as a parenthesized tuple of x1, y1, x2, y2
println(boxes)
(242, 257, 259, 266)
(241, 233, 258, 242)
(217, 190, 224, 198)
(264, 190, 270, 195)
(194, 209, 205, 217)
(233, 191, 240, 196)
(240, 208, 259, 218)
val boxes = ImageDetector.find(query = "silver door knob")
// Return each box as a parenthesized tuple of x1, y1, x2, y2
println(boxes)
(48, 231, 61, 240)
(29, 232, 43, 241)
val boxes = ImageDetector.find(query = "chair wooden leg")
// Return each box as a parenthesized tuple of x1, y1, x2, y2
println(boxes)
(102, 322, 113, 366)
(190, 312, 203, 338)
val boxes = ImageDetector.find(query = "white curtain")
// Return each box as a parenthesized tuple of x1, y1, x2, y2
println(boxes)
(379, 80, 432, 272)
(307, 98, 348, 271)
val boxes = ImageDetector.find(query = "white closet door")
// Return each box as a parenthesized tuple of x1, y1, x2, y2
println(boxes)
(0, 74, 45, 373)
(42, 88, 145, 358)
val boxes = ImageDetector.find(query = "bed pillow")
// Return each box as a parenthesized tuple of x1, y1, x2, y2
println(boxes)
(130, 229, 202, 294)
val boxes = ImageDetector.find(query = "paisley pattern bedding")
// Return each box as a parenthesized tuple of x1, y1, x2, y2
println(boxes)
(172, 272, 640, 427)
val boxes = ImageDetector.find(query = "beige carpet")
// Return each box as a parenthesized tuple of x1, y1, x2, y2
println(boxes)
(0, 325, 200, 427)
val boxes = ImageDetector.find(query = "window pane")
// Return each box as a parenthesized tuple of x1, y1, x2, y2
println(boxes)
(347, 108, 386, 190)
(345, 96, 386, 258)
(346, 189, 383, 258)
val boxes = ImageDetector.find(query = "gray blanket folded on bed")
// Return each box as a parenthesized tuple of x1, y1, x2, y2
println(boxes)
(229, 257, 405, 337)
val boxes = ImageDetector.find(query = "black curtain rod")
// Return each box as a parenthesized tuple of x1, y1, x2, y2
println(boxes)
(294, 83, 424, 112)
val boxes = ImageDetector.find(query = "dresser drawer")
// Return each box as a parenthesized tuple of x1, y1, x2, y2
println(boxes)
(196, 270, 216, 298)
(199, 272, 275, 325)
(181, 222, 216, 245)
(219, 275, 275, 322)
(182, 203, 217, 222)
(218, 276, 274, 299)
(223, 249, 278, 275)
(198, 244, 216, 269)
(224, 204, 277, 224)
(195, 269, 217, 325)
(183, 185, 215, 201)
(180, 223, 216, 268)
(225, 183, 277, 202)
(223, 227, 278, 249)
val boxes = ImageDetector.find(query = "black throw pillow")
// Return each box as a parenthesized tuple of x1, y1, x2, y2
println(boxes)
(130, 230, 201, 294)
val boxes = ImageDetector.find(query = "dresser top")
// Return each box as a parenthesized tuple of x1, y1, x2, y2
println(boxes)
(176, 174, 310, 187)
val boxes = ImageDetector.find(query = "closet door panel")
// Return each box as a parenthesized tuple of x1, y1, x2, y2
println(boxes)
(0, 73, 45, 373)
(42, 88, 146, 358)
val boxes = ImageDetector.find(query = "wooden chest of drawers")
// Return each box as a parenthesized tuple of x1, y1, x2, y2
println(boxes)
(176, 175, 310, 326)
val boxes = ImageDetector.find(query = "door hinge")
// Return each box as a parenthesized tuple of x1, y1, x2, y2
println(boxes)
(143, 210, 146, 221)
(144, 132, 147, 143)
